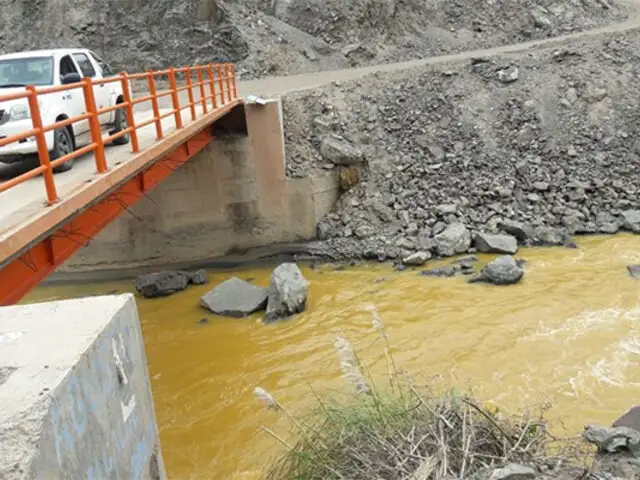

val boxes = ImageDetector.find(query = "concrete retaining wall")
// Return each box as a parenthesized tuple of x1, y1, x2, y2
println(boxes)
(0, 295, 165, 480)
(58, 100, 340, 274)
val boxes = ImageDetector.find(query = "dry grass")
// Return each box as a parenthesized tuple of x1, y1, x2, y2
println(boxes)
(253, 307, 586, 480)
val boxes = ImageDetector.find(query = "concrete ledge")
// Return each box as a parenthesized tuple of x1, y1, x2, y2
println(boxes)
(0, 295, 165, 479)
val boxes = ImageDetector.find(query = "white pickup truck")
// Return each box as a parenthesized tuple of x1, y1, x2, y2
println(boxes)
(0, 48, 129, 172)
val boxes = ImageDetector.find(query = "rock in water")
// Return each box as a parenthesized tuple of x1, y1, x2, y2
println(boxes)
(628, 266, 640, 279)
(200, 277, 268, 318)
(421, 265, 460, 278)
(475, 233, 519, 254)
(489, 463, 536, 480)
(403, 251, 431, 266)
(613, 406, 640, 432)
(435, 224, 471, 257)
(265, 263, 309, 323)
(136, 271, 190, 298)
(583, 425, 640, 457)
(189, 269, 209, 285)
(471, 255, 524, 286)
(534, 226, 568, 246)
(622, 210, 640, 233)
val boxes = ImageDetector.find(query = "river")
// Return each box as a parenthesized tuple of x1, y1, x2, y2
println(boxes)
(23, 234, 640, 479)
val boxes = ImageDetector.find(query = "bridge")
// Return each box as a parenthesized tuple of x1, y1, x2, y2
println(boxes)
(4, 16, 637, 306)
(0, 64, 245, 305)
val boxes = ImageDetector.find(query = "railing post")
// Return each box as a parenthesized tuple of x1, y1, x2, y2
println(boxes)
(119, 72, 139, 153)
(224, 64, 232, 102)
(27, 86, 57, 204)
(185, 66, 196, 121)
(196, 66, 208, 114)
(207, 64, 217, 109)
(82, 77, 108, 173)
(230, 64, 237, 99)
(168, 67, 183, 129)
(216, 65, 226, 104)
(147, 70, 163, 140)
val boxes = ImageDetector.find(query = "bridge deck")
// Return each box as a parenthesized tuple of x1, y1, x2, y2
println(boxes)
(0, 63, 243, 304)
(0, 98, 240, 264)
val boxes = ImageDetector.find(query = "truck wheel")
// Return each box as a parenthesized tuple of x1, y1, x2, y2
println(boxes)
(51, 127, 74, 173)
(112, 107, 130, 146)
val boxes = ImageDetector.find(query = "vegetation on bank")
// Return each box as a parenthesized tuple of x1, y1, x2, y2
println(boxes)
(253, 307, 587, 479)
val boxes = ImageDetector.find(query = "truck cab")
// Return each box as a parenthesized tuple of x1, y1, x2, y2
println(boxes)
(0, 48, 129, 172)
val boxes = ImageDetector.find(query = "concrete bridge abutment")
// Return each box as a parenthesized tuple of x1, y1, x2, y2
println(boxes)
(58, 100, 339, 274)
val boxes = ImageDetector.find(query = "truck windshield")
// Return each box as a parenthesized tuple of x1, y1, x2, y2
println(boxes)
(0, 57, 54, 87)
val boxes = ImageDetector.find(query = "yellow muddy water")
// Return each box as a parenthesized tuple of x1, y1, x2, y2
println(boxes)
(24, 235, 640, 479)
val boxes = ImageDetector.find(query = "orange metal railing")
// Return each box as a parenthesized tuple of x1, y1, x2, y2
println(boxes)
(0, 63, 238, 205)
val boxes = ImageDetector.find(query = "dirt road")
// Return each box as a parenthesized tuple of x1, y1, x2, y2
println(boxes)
(236, 11, 640, 99)
(130, 7, 640, 110)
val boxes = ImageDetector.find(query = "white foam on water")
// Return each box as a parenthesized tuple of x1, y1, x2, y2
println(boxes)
(619, 336, 640, 355)
(522, 306, 640, 401)
(616, 250, 640, 263)
(527, 306, 640, 342)
(565, 335, 640, 397)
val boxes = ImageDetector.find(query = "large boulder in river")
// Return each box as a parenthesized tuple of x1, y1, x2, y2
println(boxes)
(475, 233, 519, 254)
(265, 263, 309, 323)
(470, 256, 524, 286)
(435, 224, 471, 257)
(136, 271, 190, 298)
(200, 277, 268, 318)
(628, 266, 640, 279)
(622, 210, 640, 233)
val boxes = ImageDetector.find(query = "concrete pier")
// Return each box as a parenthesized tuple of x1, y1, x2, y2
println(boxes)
(0, 295, 165, 479)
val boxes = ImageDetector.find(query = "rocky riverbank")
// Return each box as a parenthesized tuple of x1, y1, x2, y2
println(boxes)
(282, 29, 640, 263)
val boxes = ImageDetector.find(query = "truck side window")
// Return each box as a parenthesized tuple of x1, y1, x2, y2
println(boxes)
(59, 55, 79, 80)
(89, 51, 112, 76)
(72, 53, 96, 78)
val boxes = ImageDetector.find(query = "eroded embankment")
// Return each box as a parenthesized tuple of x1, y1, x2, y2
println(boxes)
(282, 28, 640, 261)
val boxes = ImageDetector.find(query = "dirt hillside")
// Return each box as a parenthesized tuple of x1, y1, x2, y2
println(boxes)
(0, 0, 630, 78)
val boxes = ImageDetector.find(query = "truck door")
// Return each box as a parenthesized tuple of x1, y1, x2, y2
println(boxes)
(72, 52, 111, 125)
(58, 55, 88, 136)
(89, 51, 117, 124)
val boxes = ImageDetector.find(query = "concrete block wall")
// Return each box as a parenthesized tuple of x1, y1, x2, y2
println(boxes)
(58, 100, 340, 273)
(0, 295, 165, 479)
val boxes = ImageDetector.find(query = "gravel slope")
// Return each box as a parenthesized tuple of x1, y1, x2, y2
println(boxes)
(280, 29, 640, 261)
